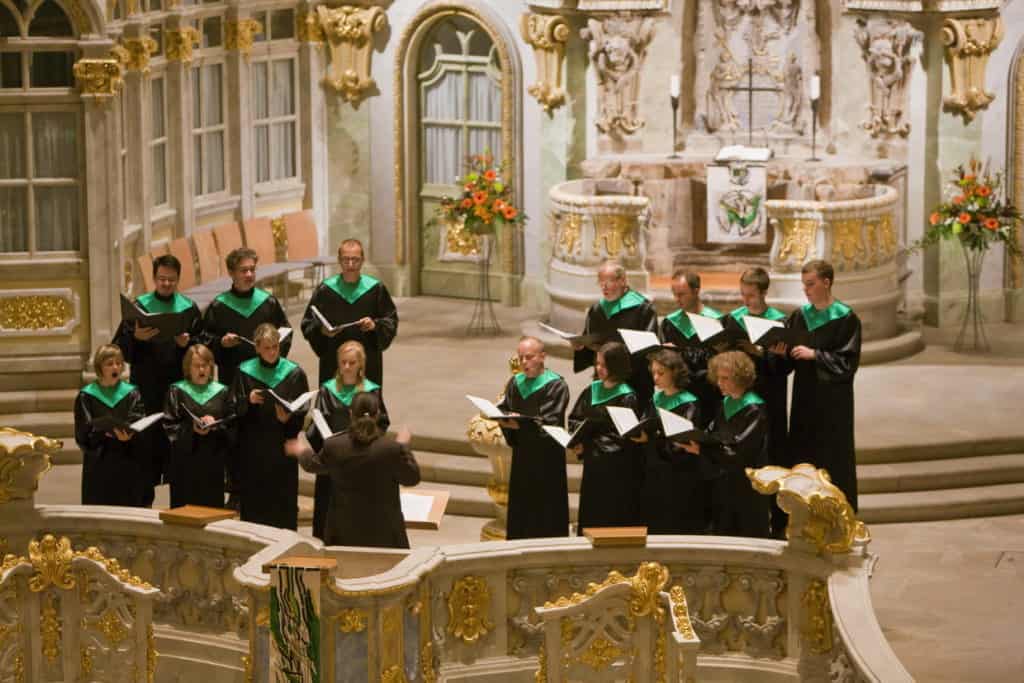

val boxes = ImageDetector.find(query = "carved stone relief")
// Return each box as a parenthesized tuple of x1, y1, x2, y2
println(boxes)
(318, 5, 388, 105)
(580, 13, 656, 137)
(853, 16, 923, 139)
(942, 15, 1004, 124)
(520, 13, 571, 114)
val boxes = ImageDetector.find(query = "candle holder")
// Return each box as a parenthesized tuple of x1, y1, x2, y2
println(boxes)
(669, 94, 680, 159)
(808, 98, 820, 162)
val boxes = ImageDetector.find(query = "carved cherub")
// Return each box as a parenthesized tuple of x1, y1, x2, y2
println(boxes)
(581, 14, 656, 136)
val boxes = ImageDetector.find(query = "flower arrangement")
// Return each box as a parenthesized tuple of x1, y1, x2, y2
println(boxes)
(919, 160, 1021, 255)
(433, 153, 525, 235)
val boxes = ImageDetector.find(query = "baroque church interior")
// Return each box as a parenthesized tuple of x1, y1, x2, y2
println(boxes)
(0, 0, 1023, 680)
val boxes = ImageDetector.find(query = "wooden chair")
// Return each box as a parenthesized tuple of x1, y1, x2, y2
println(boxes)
(136, 253, 156, 292)
(242, 216, 277, 265)
(0, 534, 159, 681)
(282, 209, 319, 261)
(168, 236, 197, 290)
(212, 222, 244, 270)
(192, 228, 222, 284)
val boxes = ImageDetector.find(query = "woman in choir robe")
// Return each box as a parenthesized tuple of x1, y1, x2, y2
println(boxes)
(307, 340, 389, 541)
(496, 336, 570, 539)
(163, 344, 232, 509)
(785, 259, 862, 511)
(228, 323, 309, 530)
(568, 342, 643, 533)
(573, 260, 659, 404)
(680, 351, 770, 538)
(286, 393, 420, 548)
(74, 344, 147, 506)
(637, 350, 706, 534)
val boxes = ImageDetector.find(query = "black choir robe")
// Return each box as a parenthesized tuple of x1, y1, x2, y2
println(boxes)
(295, 433, 420, 548)
(199, 287, 292, 388)
(640, 390, 707, 534)
(725, 305, 793, 536)
(163, 380, 232, 509)
(73, 381, 148, 507)
(306, 379, 389, 541)
(660, 306, 725, 427)
(787, 301, 861, 511)
(228, 357, 309, 530)
(569, 381, 643, 532)
(299, 274, 398, 386)
(496, 369, 571, 539)
(702, 392, 771, 538)
(112, 291, 202, 504)
(573, 290, 659, 405)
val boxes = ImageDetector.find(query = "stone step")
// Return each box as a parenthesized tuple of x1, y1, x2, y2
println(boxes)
(858, 483, 1024, 524)
(858, 453, 1024, 494)
(3, 411, 75, 438)
(857, 436, 1024, 465)
(0, 389, 79, 415)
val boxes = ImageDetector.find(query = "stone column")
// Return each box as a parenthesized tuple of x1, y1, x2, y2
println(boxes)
(121, 27, 160, 251)
(297, 1, 329, 256)
(164, 18, 200, 236)
(225, 8, 261, 221)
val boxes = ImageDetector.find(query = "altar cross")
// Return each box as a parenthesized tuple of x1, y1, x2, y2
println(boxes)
(723, 58, 782, 146)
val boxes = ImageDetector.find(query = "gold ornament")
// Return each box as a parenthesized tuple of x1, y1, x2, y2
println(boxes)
(942, 16, 1004, 124)
(121, 37, 159, 73)
(774, 217, 818, 266)
(226, 19, 263, 60)
(592, 213, 638, 257)
(0, 295, 73, 331)
(40, 592, 61, 663)
(801, 579, 832, 655)
(165, 27, 201, 63)
(446, 575, 493, 644)
(337, 608, 367, 633)
(318, 5, 388, 105)
(296, 10, 325, 43)
(520, 13, 570, 114)
(74, 58, 124, 97)
(576, 635, 623, 671)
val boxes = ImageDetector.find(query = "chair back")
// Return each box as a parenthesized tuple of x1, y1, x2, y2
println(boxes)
(168, 237, 197, 291)
(242, 216, 277, 265)
(192, 228, 222, 283)
(283, 209, 319, 261)
(212, 222, 244, 271)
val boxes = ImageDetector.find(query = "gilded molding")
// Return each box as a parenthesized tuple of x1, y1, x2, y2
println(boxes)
(0, 292, 76, 334)
(165, 27, 201, 63)
(543, 562, 669, 623)
(338, 608, 367, 633)
(774, 217, 818, 265)
(318, 5, 387, 105)
(801, 579, 833, 655)
(120, 37, 159, 73)
(520, 13, 570, 114)
(296, 10, 325, 43)
(668, 585, 696, 640)
(40, 593, 61, 662)
(73, 58, 123, 98)
(446, 575, 493, 644)
(591, 212, 638, 257)
(747, 464, 870, 555)
(0, 427, 57, 505)
(577, 636, 622, 670)
(942, 15, 1003, 124)
(226, 19, 264, 60)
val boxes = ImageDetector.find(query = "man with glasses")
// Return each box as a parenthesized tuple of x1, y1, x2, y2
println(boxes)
(300, 239, 398, 386)
(113, 253, 202, 506)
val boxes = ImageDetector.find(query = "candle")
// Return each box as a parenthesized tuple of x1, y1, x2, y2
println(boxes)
(809, 75, 821, 101)
(670, 75, 680, 99)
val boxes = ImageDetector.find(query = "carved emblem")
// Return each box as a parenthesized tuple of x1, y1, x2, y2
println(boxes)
(120, 37, 159, 73)
(73, 58, 123, 98)
(942, 16, 1003, 124)
(581, 13, 656, 137)
(774, 217, 817, 266)
(165, 27, 201, 63)
(592, 213, 638, 257)
(338, 608, 367, 633)
(318, 5, 388, 105)
(446, 575, 493, 644)
(854, 17, 922, 139)
(520, 13, 570, 114)
(226, 19, 263, 60)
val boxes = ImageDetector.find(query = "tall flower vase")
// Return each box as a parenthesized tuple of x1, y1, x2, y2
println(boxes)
(955, 242, 990, 353)
(466, 235, 502, 336)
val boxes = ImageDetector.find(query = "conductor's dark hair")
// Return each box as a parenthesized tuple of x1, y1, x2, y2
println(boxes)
(598, 341, 631, 384)
(349, 391, 384, 445)
(801, 259, 834, 286)
(226, 247, 259, 273)
(740, 267, 770, 293)
(152, 254, 181, 277)
(672, 268, 701, 291)
(649, 349, 689, 390)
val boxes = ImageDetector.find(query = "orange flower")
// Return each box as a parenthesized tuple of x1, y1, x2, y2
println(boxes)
(963, 174, 976, 182)
(460, 198, 473, 209)
(976, 186, 992, 197)
(929, 212, 941, 225)
(492, 199, 506, 213)
(464, 183, 475, 192)
(472, 191, 488, 205)
(953, 195, 966, 205)
(484, 170, 497, 182)
(502, 205, 518, 220)
(984, 217, 1000, 230)
(957, 212, 972, 224)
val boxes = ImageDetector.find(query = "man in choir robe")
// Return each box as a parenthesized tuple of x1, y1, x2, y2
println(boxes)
(724, 267, 791, 537)
(200, 247, 292, 388)
(573, 260, 658, 404)
(112, 254, 202, 506)
(300, 239, 398, 386)
(495, 336, 570, 539)
(785, 260, 861, 511)
(660, 269, 725, 426)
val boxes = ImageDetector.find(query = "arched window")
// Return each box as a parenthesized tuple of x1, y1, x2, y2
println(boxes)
(0, 3, 19, 37)
(27, 0, 73, 36)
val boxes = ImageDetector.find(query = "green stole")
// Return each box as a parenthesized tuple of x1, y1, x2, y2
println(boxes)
(729, 305, 786, 331)
(653, 390, 698, 411)
(723, 391, 764, 420)
(137, 291, 194, 314)
(214, 288, 271, 318)
(173, 380, 227, 405)
(237, 357, 298, 388)
(81, 381, 135, 409)
(324, 378, 380, 406)
(590, 380, 634, 406)
(598, 290, 646, 319)
(514, 369, 560, 399)
(800, 300, 852, 332)
(323, 274, 379, 304)
(666, 305, 724, 338)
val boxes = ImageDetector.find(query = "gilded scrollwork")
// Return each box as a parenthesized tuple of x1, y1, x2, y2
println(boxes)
(74, 58, 123, 98)
(830, 219, 866, 267)
(296, 10, 325, 43)
(337, 608, 367, 633)
(165, 27, 201, 63)
(866, 213, 896, 266)
(557, 213, 582, 257)
(121, 37, 159, 73)
(0, 295, 74, 332)
(592, 213, 638, 258)
(942, 16, 1003, 124)
(668, 585, 696, 641)
(225, 19, 264, 60)
(801, 579, 833, 655)
(775, 217, 817, 265)
(40, 592, 61, 663)
(446, 575, 493, 644)
(576, 635, 623, 671)
(318, 5, 388, 105)
(520, 13, 570, 114)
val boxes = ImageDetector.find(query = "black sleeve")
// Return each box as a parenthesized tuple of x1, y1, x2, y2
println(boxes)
(702, 408, 768, 469)
(815, 315, 861, 383)
(126, 390, 147, 424)
(74, 394, 105, 449)
(393, 441, 421, 487)
(377, 393, 391, 432)
(199, 304, 226, 366)
(573, 307, 597, 373)
(641, 302, 659, 335)
(495, 378, 519, 448)
(112, 319, 139, 364)
(184, 304, 203, 345)
(305, 387, 330, 452)
(269, 298, 293, 358)
(300, 288, 329, 357)
(162, 387, 187, 445)
(537, 380, 569, 427)
(567, 389, 588, 433)
(373, 285, 399, 352)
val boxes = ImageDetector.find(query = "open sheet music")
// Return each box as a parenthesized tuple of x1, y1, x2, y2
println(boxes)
(617, 329, 664, 355)
(465, 395, 538, 423)
(310, 305, 364, 335)
(686, 312, 744, 349)
(542, 420, 594, 449)
(93, 411, 165, 434)
(310, 408, 345, 441)
(183, 406, 232, 431)
(657, 408, 714, 444)
(264, 388, 317, 414)
(742, 315, 809, 347)
(538, 322, 605, 348)
(606, 405, 657, 439)
(119, 295, 190, 339)
(238, 327, 293, 346)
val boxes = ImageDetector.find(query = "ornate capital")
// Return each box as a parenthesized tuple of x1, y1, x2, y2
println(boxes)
(226, 18, 264, 60)
(580, 13, 656, 137)
(0, 427, 56, 505)
(942, 15, 1003, 124)
(520, 13, 570, 114)
(165, 26, 201, 63)
(318, 5, 387, 104)
(296, 10, 325, 43)
(748, 464, 870, 555)
(446, 575, 493, 644)
(853, 16, 923, 139)
(73, 58, 123, 98)
(120, 36, 159, 73)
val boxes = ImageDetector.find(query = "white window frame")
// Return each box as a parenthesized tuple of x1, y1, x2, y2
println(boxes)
(251, 54, 299, 187)
(190, 58, 228, 198)
(148, 73, 169, 210)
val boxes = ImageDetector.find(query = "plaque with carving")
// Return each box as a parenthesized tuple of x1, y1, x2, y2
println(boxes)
(705, 163, 769, 247)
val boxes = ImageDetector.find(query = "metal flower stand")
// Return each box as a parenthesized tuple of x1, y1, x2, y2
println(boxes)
(466, 235, 502, 336)
(955, 243, 990, 352)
